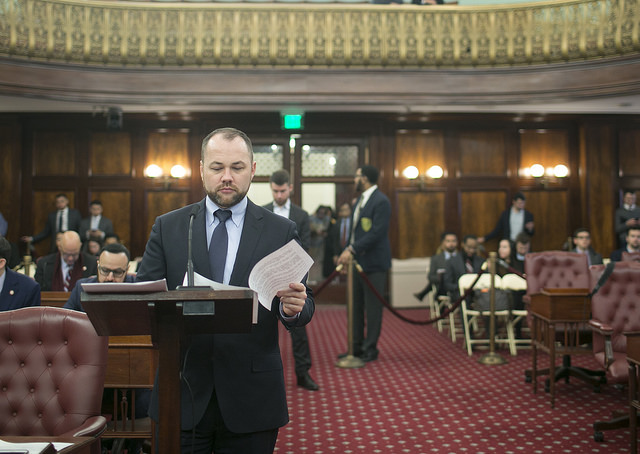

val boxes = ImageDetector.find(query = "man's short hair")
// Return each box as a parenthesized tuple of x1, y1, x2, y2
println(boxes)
(573, 227, 590, 237)
(440, 231, 457, 242)
(628, 226, 640, 236)
(100, 242, 130, 261)
(0, 236, 11, 262)
(90, 200, 103, 207)
(360, 165, 379, 185)
(462, 234, 477, 243)
(515, 232, 531, 245)
(201, 127, 253, 162)
(513, 192, 526, 202)
(270, 169, 290, 186)
(55, 193, 68, 200)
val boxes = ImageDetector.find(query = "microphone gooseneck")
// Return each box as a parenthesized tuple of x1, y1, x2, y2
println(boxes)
(186, 205, 200, 287)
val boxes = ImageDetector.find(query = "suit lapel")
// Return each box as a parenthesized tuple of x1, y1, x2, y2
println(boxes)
(192, 200, 211, 279)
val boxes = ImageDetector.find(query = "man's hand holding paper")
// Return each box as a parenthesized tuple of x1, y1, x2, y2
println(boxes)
(248, 239, 314, 312)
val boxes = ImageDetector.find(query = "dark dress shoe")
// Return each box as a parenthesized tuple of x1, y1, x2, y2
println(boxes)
(297, 373, 319, 391)
(359, 351, 379, 362)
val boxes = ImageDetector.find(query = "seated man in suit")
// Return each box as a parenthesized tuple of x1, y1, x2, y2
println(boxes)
(414, 231, 458, 301)
(64, 242, 135, 311)
(0, 235, 41, 311)
(34, 230, 97, 291)
(571, 227, 603, 266)
(22, 193, 82, 252)
(444, 234, 485, 302)
(611, 226, 640, 261)
(79, 200, 115, 243)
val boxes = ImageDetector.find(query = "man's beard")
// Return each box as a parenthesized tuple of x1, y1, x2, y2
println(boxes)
(355, 180, 364, 193)
(206, 184, 246, 208)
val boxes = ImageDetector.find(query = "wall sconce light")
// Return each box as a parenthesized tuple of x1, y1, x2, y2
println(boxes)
(144, 164, 190, 189)
(521, 163, 569, 188)
(402, 165, 444, 189)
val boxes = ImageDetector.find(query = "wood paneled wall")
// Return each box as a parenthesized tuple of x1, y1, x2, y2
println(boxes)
(1, 112, 639, 262)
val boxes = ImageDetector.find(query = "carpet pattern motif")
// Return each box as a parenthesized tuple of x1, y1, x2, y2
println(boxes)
(276, 305, 632, 453)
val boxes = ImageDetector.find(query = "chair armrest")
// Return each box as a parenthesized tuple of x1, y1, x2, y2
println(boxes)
(58, 416, 108, 438)
(589, 319, 614, 335)
(589, 319, 615, 369)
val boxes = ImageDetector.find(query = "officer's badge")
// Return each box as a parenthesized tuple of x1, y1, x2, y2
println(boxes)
(361, 217, 372, 232)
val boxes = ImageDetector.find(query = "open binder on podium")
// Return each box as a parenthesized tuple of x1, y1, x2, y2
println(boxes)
(81, 281, 258, 454)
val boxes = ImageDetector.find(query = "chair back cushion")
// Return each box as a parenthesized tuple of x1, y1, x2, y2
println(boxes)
(525, 251, 590, 298)
(590, 262, 640, 356)
(0, 306, 108, 436)
(622, 251, 640, 263)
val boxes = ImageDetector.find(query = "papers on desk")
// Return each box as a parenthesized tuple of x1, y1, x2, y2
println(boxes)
(183, 239, 313, 311)
(0, 439, 66, 453)
(81, 279, 168, 293)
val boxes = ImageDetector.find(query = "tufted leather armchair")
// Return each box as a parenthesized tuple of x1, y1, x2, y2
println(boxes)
(589, 261, 640, 442)
(0, 306, 108, 446)
(524, 251, 605, 390)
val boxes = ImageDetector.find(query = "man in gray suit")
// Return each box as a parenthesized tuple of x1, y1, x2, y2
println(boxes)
(262, 169, 319, 391)
(414, 231, 458, 301)
(136, 128, 314, 454)
(79, 200, 115, 242)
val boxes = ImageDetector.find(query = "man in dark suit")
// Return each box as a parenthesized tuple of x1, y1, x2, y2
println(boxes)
(444, 234, 485, 302)
(414, 231, 458, 301)
(571, 227, 603, 266)
(479, 192, 534, 245)
(337, 165, 391, 363)
(262, 169, 319, 391)
(79, 200, 115, 243)
(22, 193, 82, 252)
(34, 230, 97, 291)
(136, 127, 314, 454)
(0, 235, 41, 311)
(611, 226, 640, 261)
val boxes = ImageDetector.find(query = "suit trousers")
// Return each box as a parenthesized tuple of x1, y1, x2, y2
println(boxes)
(352, 270, 387, 357)
(179, 390, 278, 454)
(290, 326, 312, 376)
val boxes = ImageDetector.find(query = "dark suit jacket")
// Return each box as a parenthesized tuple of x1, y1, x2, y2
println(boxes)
(571, 248, 603, 266)
(351, 189, 392, 273)
(444, 253, 485, 300)
(34, 251, 98, 291)
(484, 208, 534, 242)
(79, 216, 115, 241)
(428, 251, 456, 293)
(136, 198, 315, 433)
(0, 269, 41, 311)
(610, 247, 640, 262)
(262, 201, 310, 251)
(32, 208, 82, 252)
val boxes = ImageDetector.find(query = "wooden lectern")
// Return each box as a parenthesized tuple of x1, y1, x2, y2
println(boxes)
(82, 289, 256, 454)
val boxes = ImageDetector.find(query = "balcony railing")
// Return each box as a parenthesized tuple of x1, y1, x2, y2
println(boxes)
(0, 0, 638, 68)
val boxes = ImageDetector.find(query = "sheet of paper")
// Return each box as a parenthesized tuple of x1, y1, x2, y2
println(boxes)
(248, 239, 314, 311)
(0, 439, 66, 453)
(81, 279, 168, 293)
(183, 272, 259, 323)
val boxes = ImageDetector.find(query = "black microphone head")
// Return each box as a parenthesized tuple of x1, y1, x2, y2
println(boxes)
(189, 204, 201, 218)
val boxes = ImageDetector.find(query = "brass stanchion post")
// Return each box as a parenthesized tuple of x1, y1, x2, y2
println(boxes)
(336, 255, 365, 369)
(478, 252, 507, 365)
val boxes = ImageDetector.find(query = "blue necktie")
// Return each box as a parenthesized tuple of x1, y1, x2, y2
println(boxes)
(209, 210, 232, 283)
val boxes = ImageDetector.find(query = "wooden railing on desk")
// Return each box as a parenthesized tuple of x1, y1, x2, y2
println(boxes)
(41, 292, 156, 446)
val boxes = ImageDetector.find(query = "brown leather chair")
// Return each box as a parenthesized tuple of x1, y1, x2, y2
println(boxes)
(0, 306, 108, 450)
(622, 251, 640, 263)
(589, 261, 640, 442)
(524, 251, 605, 389)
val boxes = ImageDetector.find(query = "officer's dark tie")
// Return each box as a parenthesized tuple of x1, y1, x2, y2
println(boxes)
(57, 210, 63, 232)
(209, 209, 232, 283)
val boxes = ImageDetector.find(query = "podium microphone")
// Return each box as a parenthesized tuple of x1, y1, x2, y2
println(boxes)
(186, 204, 200, 288)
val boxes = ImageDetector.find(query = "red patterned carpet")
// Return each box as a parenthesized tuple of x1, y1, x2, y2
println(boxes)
(276, 305, 631, 454)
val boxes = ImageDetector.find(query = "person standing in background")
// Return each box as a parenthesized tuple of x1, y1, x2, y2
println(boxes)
(22, 193, 82, 252)
(262, 169, 319, 391)
(79, 200, 115, 242)
(614, 190, 640, 248)
(478, 192, 534, 244)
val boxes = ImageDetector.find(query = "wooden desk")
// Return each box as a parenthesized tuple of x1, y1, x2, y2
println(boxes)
(40, 291, 70, 308)
(627, 332, 640, 453)
(530, 288, 597, 408)
(0, 436, 97, 454)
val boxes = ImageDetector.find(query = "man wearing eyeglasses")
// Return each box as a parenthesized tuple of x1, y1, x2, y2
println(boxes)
(64, 242, 133, 311)
(34, 230, 97, 291)
(571, 227, 603, 266)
